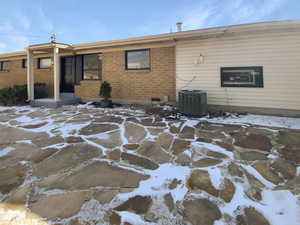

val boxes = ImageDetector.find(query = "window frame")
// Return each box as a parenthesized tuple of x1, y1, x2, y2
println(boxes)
(220, 66, 264, 88)
(125, 49, 151, 70)
(22, 59, 27, 68)
(38, 57, 51, 69)
(0, 61, 9, 72)
(82, 53, 101, 80)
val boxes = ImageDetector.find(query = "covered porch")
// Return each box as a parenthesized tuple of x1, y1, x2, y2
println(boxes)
(26, 42, 81, 107)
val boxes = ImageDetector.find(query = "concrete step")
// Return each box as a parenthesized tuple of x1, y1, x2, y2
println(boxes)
(60, 92, 75, 99)
(30, 95, 81, 108)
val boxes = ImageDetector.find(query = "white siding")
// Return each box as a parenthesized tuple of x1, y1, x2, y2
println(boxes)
(176, 32, 300, 110)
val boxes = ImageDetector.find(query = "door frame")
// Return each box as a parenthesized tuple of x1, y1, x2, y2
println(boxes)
(60, 56, 75, 93)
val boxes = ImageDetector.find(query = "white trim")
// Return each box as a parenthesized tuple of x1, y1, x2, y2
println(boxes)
(26, 49, 34, 101)
(53, 47, 60, 101)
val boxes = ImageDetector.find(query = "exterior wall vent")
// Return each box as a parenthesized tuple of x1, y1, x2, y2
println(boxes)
(178, 90, 207, 116)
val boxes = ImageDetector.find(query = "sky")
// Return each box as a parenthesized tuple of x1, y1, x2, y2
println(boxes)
(0, 0, 299, 53)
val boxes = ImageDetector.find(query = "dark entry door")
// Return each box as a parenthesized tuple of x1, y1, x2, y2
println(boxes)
(61, 56, 75, 93)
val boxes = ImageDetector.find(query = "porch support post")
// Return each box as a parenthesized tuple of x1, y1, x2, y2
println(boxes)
(53, 47, 60, 101)
(26, 49, 34, 101)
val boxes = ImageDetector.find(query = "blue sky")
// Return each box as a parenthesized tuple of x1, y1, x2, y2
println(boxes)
(0, 0, 299, 53)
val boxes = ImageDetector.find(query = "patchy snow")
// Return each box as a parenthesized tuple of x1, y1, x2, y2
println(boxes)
(0, 146, 15, 157)
(242, 164, 276, 188)
(297, 167, 300, 176)
(118, 164, 190, 203)
(183, 119, 199, 128)
(16, 140, 33, 144)
(76, 199, 106, 225)
(207, 167, 223, 189)
(192, 142, 234, 159)
(119, 211, 155, 225)
(11, 115, 32, 123)
(0, 104, 299, 225)
(260, 190, 300, 225)
(217, 179, 300, 225)
(206, 114, 300, 130)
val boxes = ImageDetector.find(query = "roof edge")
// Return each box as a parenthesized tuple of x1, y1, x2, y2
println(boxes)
(1, 20, 300, 58)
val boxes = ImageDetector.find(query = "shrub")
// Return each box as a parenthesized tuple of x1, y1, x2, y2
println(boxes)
(0, 83, 47, 106)
(99, 81, 112, 100)
(0, 85, 26, 106)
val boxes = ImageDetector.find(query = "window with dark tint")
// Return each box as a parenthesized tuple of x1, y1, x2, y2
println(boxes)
(38, 58, 51, 69)
(0, 61, 9, 71)
(221, 67, 263, 88)
(83, 54, 100, 80)
(125, 49, 150, 70)
(22, 59, 27, 68)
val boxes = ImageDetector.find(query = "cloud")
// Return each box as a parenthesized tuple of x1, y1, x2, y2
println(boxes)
(0, 21, 30, 53)
(20, 15, 31, 30)
(0, 43, 7, 50)
(36, 7, 54, 33)
(131, 0, 286, 37)
(181, 0, 287, 30)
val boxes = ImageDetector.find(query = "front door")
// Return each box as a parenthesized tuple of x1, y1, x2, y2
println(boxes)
(61, 56, 75, 93)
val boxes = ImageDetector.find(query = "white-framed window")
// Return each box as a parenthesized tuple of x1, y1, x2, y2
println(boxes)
(0, 61, 9, 72)
(38, 57, 51, 69)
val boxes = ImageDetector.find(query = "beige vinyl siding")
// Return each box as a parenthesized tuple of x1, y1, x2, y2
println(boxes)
(176, 31, 300, 110)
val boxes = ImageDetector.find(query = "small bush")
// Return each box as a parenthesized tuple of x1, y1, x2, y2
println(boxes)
(0, 85, 27, 106)
(0, 83, 47, 106)
(100, 81, 112, 100)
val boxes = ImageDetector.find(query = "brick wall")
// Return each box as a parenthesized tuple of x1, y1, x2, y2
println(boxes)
(75, 46, 176, 102)
(0, 59, 27, 89)
(0, 58, 54, 97)
(1, 46, 176, 102)
(75, 80, 102, 99)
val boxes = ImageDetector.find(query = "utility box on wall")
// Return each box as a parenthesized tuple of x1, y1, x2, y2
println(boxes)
(178, 90, 207, 116)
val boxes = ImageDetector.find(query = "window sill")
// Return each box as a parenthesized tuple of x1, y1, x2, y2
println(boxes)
(125, 69, 151, 73)
(80, 80, 102, 84)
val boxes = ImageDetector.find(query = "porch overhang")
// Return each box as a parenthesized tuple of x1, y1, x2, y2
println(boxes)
(28, 42, 73, 53)
(26, 42, 74, 102)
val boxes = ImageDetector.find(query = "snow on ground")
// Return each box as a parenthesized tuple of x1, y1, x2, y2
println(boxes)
(0, 146, 15, 157)
(118, 164, 190, 202)
(119, 211, 155, 225)
(206, 113, 300, 129)
(0, 104, 299, 225)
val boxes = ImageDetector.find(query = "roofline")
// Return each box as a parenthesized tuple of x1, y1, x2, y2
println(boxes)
(72, 20, 300, 49)
(1, 20, 300, 58)
(0, 51, 27, 58)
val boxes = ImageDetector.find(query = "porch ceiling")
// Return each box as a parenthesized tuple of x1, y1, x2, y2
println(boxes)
(28, 42, 73, 54)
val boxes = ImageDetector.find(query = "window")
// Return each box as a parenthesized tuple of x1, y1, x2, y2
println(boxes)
(125, 49, 150, 70)
(221, 67, 263, 88)
(22, 59, 27, 68)
(83, 54, 100, 80)
(38, 58, 51, 69)
(0, 61, 9, 72)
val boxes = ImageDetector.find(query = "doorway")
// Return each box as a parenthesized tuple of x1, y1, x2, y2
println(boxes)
(60, 56, 75, 93)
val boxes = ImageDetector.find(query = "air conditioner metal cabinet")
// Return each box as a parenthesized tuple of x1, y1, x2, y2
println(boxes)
(178, 90, 208, 116)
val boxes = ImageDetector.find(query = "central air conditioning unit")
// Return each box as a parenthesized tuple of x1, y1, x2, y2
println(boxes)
(178, 90, 207, 116)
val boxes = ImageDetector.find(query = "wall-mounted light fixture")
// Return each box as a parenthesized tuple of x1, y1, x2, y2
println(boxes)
(194, 54, 204, 65)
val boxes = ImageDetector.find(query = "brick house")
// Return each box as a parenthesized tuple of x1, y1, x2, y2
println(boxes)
(0, 20, 300, 116)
